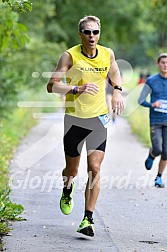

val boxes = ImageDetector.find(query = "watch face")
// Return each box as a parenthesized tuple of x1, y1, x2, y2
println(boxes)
(114, 85, 122, 91)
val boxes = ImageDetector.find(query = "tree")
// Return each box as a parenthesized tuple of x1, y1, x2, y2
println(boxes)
(0, 0, 32, 55)
(149, 0, 167, 48)
(0, 0, 66, 117)
(0, 0, 32, 117)
(52, 0, 166, 66)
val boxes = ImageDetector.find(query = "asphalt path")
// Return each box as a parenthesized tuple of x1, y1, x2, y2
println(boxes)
(3, 112, 167, 252)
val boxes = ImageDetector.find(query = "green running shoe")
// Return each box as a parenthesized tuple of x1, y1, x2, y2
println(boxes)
(60, 182, 75, 215)
(77, 216, 94, 237)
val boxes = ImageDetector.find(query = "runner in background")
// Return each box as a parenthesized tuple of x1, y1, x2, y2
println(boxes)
(137, 72, 145, 85)
(138, 53, 167, 187)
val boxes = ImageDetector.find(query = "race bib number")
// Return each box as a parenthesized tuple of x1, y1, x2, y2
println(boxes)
(98, 114, 111, 128)
(154, 99, 167, 113)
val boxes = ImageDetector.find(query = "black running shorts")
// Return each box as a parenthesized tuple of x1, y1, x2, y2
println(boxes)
(63, 114, 107, 157)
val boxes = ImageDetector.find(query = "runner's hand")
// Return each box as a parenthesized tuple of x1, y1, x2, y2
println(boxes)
(151, 101, 161, 108)
(78, 83, 99, 95)
(112, 90, 124, 114)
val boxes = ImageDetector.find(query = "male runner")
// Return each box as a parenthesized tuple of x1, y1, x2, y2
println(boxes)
(47, 15, 124, 236)
(139, 53, 167, 187)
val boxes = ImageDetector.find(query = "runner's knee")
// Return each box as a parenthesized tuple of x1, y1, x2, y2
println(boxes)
(88, 164, 100, 178)
(152, 147, 162, 157)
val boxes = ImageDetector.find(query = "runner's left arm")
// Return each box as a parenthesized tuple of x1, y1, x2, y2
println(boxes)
(109, 50, 124, 114)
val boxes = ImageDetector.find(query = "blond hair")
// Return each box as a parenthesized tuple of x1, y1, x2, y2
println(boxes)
(78, 15, 101, 32)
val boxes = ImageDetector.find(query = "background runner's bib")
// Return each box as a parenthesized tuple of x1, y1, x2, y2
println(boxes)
(65, 44, 110, 118)
(154, 100, 167, 113)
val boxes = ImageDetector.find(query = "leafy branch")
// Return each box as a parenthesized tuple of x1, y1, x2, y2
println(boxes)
(2, 0, 32, 13)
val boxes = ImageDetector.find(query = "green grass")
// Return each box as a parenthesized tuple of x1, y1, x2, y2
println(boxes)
(127, 106, 151, 147)
(122, 69, 151, 148)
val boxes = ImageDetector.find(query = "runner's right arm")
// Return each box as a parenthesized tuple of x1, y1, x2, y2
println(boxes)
(47, 52, 98, 96)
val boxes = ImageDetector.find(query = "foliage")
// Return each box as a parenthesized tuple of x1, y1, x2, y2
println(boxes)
(0, 1, 30, 118)
(127, 106, 151, 147)
(0, 0, 66, 118)
(0, 106, 37, 187)
(0, 189, 25, 235)
(149, 0, 167, 48)
(2, 0, 32, 13)
(19, 0, 56, 38)
(122, 70, 151, 147)
(0, 189, 24, 222)
(0, 0, 32, 55)
(54, 0, 166, 65)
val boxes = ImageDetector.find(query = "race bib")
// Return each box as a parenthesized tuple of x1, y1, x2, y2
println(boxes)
(98, 114, 111, 128)
(154, 100, 167, 113)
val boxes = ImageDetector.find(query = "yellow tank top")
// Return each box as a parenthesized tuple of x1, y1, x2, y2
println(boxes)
(65, 44, 110, 118)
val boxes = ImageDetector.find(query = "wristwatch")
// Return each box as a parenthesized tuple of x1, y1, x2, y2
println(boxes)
(71, 86, 78, 94)
(114, 85, 122, 91)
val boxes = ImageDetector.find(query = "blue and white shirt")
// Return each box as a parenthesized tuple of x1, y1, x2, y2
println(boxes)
(139, 73, 167, 125)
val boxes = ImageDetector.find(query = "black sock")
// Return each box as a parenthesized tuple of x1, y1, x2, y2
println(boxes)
(63, 184, 72, 195)
(84, 210, 93, 220)
(157, 173, 162, 177)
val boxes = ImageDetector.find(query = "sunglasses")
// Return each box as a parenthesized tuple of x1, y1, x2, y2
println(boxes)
(81, 29, 100, 35)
